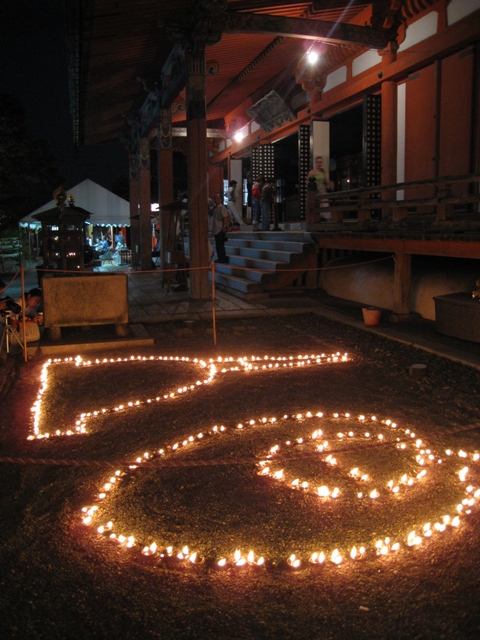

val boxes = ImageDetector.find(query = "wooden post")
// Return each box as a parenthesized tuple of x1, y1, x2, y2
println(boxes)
(393, 205, 408, 223)
(473, 44, 480, 180)
(436, 180, 454, 221)
(186, 48, 210, 299)
(357, 190, 371, 224)
(305, 181, 317, 229)
(305, 251, 318, 289)
(158, 108, 174, 272)
(129, 153, 140, 268)
(139, 137, 152, 271)
(380, 42, 398, 220)
(392, 251, 411, 319)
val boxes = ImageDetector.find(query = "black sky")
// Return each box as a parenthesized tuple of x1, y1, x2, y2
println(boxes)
(0, 0, 128, 191)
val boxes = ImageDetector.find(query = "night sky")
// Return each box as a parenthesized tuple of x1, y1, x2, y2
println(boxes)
(0, 0, 128, 191)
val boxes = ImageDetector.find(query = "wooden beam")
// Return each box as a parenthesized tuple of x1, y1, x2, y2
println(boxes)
(220, 11, 393, 49)
(210, 7, 480, 165)
(138, 44, 187, 140)
(141, 6, 391, 141)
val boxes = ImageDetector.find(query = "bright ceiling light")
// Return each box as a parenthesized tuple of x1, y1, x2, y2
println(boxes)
(234, 131, 244, 142)
(307, 51, 319, 64)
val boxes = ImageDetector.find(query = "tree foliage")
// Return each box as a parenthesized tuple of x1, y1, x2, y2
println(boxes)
(0, 94, 65, 234)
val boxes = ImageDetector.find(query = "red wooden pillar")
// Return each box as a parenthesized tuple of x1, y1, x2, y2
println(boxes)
(473, 43, 480, 178)
(382, 42, 412, 319)
(208, 164, 224, 200)
(186, 49, 210, 299)
(138, 137, 152, 271)
(129, 152, 140, 266)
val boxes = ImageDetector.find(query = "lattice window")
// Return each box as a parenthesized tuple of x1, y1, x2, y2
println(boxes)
(251, 144, 275, 180)
(298, 125, 310, 220)
(363, 94, 381, 188)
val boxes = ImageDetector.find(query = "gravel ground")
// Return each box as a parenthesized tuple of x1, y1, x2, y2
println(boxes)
(1, 313, 480, 640)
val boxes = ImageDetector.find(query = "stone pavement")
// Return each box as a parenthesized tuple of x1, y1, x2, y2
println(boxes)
(2, 263, 480, 372)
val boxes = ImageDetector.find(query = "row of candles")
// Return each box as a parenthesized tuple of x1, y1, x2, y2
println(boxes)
(78, 409, 480, 569)
(27, 352, 479, 569)
(29, 352, 349, 440)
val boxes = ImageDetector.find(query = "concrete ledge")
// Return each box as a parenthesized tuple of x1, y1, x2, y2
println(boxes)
(29, 323, 153, 357)
(43, 274, 129, 330)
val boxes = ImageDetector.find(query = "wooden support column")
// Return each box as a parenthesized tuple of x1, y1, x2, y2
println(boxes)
(129, 153, 140, 267)
(472, 43, 480, 212)
(139, 137, 152, 271)
(157, 108, 174, 274)
(186, 48, 210, 299)
(380, 42, 398, 220)
(392, 251, 411, 320)
(208, 163, 224, 200)
(305, 251, 318, 289)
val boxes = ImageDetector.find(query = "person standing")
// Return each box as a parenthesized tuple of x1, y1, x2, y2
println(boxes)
(260, 178, 276, 231)
(211, 193, 230, 263)
(307, 156, 333, 192)
(251, 175, 264, 231)
(3, 287, 45, 349)
(226, 180, 244, 227)
(307, 156, 334, 221)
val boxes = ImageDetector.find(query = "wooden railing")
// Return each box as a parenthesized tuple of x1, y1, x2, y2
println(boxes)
(306, 173, 480, 230)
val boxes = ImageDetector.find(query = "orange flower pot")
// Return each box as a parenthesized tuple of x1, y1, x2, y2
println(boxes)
(362, 307, 382, 326)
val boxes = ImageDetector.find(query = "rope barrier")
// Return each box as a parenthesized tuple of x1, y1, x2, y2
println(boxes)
(1, 423, 478, 470)
(25, 253, 394, 277)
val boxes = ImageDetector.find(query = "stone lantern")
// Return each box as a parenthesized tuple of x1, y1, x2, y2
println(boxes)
(34, 187, 91, 273)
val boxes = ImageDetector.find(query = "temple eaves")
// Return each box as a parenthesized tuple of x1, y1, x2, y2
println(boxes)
(132, 7, 395, 142)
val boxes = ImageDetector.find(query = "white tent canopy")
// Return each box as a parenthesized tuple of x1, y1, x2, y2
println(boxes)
(19, 179, 131, 228)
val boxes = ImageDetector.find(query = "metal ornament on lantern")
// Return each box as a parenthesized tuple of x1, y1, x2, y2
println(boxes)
(33, 187, 91, 275)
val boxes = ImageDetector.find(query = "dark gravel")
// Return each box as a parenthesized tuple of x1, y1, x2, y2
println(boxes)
(1, 313, 480, 640)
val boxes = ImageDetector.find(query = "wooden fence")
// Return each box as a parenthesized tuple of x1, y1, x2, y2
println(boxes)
(306, 173, 480, 229)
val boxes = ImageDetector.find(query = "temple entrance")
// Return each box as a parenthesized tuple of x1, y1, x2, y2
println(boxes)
(329, 103, 364, 191)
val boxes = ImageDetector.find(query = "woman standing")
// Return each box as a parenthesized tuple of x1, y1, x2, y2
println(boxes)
(307, 156, 334, 221)
(260, 178, 276, 231)
(251, 175, 264, 231)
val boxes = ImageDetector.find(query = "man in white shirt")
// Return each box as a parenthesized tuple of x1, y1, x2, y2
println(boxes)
(226, 180, 244, 226)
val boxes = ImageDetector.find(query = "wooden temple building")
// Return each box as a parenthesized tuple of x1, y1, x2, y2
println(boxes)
(66, 0, 480, 319)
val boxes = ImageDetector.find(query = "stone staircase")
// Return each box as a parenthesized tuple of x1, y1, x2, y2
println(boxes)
(188, 231, 317, 301)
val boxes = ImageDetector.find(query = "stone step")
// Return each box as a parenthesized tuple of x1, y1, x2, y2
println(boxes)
(226, 250, 296, 270)
(227, 243, 312, 261)
(229, 230, 312, 243)
(209, 270, 269, 301)
(213, 261, 274, 284)
(227, 237, 315, 253)
(184, 231, 316, 301)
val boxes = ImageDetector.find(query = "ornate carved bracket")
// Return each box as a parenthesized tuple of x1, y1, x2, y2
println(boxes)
(159, 4, 395, 52)
(295, 59, 327, 98)
(158, 108, 172, 151)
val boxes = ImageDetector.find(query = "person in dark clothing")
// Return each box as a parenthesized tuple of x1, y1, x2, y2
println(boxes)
(210, 193, 230, 263)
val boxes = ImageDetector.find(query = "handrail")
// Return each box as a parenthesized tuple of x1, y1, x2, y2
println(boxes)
(329, 172, 480, 198)
(307, 172, 480, 229)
